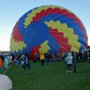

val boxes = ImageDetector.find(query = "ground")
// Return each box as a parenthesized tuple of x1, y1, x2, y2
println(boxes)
(6, 62, 90, 90)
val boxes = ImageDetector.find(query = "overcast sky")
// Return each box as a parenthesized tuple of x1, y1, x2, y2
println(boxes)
(0, 0, 90, 51)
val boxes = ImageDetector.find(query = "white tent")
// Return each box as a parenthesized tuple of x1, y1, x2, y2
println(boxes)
(0, 74, 12, 90)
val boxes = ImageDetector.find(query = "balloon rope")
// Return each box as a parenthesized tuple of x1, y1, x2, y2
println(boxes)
(3, 56, 18, 75)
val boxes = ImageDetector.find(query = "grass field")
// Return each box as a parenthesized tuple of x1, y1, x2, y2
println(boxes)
(6, 61, 90, 90)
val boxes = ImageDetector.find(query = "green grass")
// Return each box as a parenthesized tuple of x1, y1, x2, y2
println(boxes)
(6, 62, 90, 90)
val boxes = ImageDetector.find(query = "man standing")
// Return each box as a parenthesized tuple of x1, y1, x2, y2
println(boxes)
(72, 52, 77, 73)
(40, 54, 45, 65)
(65, 53, 73, 74)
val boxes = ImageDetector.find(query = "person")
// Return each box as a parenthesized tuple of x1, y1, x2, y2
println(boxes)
(21, 59, 25, 67)
(8, 55, 13, 65)
(40, 54, 45, 65)
(37, 53, 40, 62)
(65, 53, 73, 74)
(52, 53, 56, 62)
(33, 53, 37, 62)
(24, 55, 31, 70)
(0, 74, 12, 90)
(44, 53, 48, 63)
(14, 58, 19, 66)
(72, 52, 77, 73)
(3, 55, 9, 71)
(0, 57, 3, 73)
(20, 54, 26, 68)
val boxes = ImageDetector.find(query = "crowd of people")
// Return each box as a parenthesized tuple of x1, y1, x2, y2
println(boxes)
(32, 50, 90, 63)
(0, 50, 90, 90)
(64, 50, 90, 74)
(0, 50, 90, 74)
(0, 53, 32, 74)
(0, 54, 12, 73)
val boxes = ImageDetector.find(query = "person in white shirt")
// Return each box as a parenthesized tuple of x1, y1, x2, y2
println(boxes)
(0, 74, 12, 90)
(65, 53, 73, 74)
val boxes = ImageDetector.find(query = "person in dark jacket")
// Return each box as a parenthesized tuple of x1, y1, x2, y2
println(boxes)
(24, 55, 31, 70)
(72, 52, 77, 73)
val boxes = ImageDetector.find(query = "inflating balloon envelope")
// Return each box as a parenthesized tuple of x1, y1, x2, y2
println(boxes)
(10, 5, 88, 59)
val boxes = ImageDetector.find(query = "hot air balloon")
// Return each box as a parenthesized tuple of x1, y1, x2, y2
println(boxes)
(10, 5, 88, 59)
